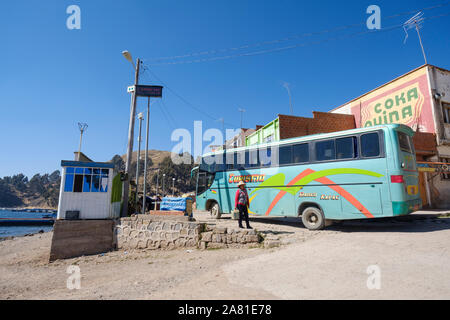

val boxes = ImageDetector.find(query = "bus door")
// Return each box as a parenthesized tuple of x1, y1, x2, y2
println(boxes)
(393, 129, 421, 209)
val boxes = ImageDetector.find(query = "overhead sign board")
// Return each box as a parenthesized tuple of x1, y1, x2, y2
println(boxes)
(135, 85, 163, 98)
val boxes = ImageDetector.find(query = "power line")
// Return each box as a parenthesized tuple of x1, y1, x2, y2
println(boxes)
(158, 99, 179, 129)
(144, 2, 450, 64)
(148, 23, 404, 65)
(142, 65, 239, 128)
(145, 12, 450, 66)
(157, 101, 176, 130)
(139, 68, 179, 129)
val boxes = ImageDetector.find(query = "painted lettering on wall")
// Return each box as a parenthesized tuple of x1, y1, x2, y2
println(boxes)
(361, 84, 423, 129)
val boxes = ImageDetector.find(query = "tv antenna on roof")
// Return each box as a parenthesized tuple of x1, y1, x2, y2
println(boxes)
(77, 122, 88, 160)
(403, 11, 427, 64)
(282, 82, 293, 115)
(238, 107, 246, 129)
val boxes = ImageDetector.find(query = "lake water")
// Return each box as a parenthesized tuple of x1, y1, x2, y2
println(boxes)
(0, 210, 54, 238)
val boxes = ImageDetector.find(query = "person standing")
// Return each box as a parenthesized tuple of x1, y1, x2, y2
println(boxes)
(235, 181, 252, 229)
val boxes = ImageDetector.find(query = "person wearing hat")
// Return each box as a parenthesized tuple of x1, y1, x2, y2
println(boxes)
(235, 181, 252, 229)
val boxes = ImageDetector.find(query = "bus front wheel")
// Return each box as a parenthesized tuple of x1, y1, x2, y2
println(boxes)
(301, 207, 325, 230)
(210, 202, 221, 219)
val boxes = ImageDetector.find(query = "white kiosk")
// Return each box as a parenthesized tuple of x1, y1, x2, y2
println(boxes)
(57, 155, 121, 220)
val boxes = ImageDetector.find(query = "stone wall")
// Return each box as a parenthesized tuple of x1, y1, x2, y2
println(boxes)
(114, 215, 263, 250)
(199, 226, 261, 249)
(115, 215, 201, 250)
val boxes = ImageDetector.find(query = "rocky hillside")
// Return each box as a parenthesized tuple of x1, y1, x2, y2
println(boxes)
(0, 172, 61, 209)
(116, 150, 196, 196)
(0, 150, 196, 209)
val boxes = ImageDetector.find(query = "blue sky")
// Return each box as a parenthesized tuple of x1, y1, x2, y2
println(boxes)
(1, 0, 449, 178)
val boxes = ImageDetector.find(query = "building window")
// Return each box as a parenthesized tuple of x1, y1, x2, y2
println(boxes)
(442, 102, 450, 124)
(441, 157, 450, 180)
(264, 134, 274, 143)
(64, 168, 74, 192)
(63, 167, 109, 193)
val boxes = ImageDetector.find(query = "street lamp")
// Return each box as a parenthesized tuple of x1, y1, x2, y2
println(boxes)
(156, 169, 160, 195)
(121, 49, 141, 217)
(162, 173, 166, 196)
(172, 177, 175, 197)
(122, 50, 135, 68)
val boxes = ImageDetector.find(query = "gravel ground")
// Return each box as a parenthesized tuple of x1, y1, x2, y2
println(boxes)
(0, 210, 449, 299)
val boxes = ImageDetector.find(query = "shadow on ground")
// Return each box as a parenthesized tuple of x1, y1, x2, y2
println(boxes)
(214, 212, 450, 234)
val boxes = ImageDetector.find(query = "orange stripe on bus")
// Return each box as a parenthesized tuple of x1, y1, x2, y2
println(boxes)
(265, 169, 315, 216)
(314, 176, 374, 218)
(265, 168, 374, 218)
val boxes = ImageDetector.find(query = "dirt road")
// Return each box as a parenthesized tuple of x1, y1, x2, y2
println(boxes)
(0, 211, 449, 299)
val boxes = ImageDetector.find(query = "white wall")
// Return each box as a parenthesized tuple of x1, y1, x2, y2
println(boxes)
(57, 167, 113, 219)
(330, 103, 352, 115)
(429, 67, 450, 142)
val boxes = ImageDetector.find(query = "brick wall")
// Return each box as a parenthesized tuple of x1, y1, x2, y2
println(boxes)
(278, 112, 356, 140)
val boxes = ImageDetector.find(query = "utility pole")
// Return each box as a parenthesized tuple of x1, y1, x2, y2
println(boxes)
(122, 55, 140, 217)
(142, 97, 150, 214)
(77, 123, 88, 160)
(135, 112, 144, 207)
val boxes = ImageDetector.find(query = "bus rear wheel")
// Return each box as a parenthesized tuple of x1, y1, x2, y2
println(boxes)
(301, 207, 325, 230)
(210, 202, 221, 219)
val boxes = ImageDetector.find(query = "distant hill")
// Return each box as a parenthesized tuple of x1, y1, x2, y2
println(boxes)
(118, 150, 196, 196)
(0, 172, 60, 209)
(121, 149, 174, 169)
(0, 150, 196, 209)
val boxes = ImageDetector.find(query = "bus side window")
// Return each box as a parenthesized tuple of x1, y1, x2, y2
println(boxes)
(226, 152, 235, 170)
(236, 151, 246, 169)
(293, 143, 309, 163)
(246, 149, 259, 168)
(279, 145, 292, 165)
(316, 140, 335, 161)
(361, 132, 380, 158)
(336, 136, 357, 159)
(259, 148, 272, 167)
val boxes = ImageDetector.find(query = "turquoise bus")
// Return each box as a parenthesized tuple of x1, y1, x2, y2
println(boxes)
(191, 124, 421, 230)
